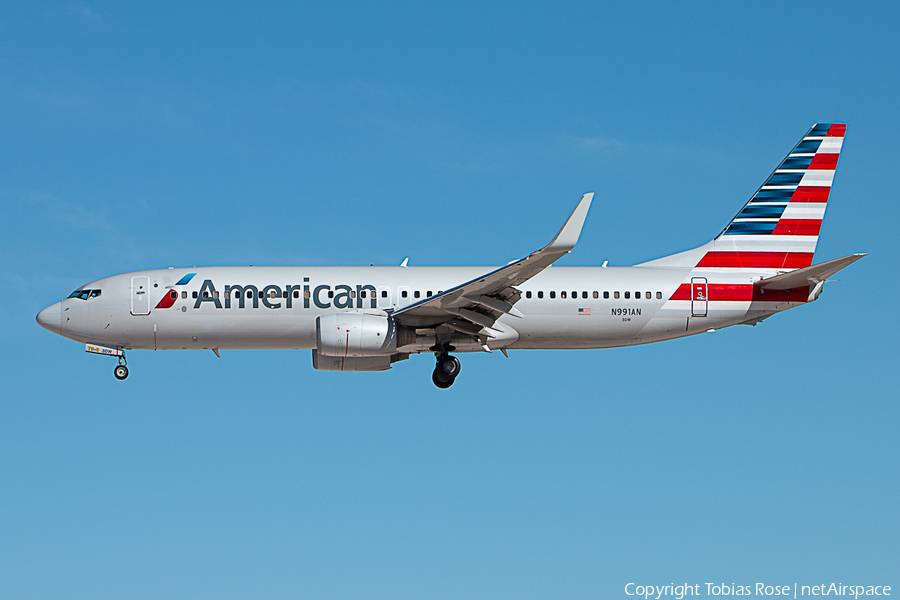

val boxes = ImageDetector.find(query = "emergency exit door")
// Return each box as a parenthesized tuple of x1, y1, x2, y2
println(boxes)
(691, 277, 708, 317)
(132, 276, 151, 315)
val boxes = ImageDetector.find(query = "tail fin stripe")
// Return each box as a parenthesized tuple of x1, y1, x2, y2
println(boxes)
(737, 205, 788, 218)
(771, 220, 822, 236)
(696, 252, 814, 269)
(765, 172, 805, 186)
(816, 137, 843, 153)
(808, 154, 840, 169)
(789, 187, 831, 203)
(724, 222, 778, 235)
(782, 204, 826, 219)
(794, 139, 822, 153)
(751, 189, 795, 202)
(780, 156, 814, 169)
(798, 170, 835, 186)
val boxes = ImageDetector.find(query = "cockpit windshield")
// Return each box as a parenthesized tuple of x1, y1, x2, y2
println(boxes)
(68, 289, 101, 300)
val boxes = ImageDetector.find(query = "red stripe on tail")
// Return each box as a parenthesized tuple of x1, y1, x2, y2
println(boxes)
(827, 124, 846, 137)
(790, 187, 831, 203)
(696, 251, 814, 269)
(771, 220, 822, 236)
(808, 154, 839, 169)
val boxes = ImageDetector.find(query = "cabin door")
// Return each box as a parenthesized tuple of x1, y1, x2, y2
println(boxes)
(691, 277, 708, 317)
(132, 276, 151, 315)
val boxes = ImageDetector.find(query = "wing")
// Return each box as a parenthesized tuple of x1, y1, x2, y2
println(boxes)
(392, 193, 594, 335)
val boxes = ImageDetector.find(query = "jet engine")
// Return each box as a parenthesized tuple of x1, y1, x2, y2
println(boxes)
(315, 310, 414, 357)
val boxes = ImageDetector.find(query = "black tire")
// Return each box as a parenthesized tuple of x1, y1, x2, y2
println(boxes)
(432, 369, 454, 388)
(438, 355, 461, 379)
(114, 365, 129, 380)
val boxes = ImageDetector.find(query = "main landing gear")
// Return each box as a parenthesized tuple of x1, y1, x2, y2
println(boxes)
(432, 345, 461, 389)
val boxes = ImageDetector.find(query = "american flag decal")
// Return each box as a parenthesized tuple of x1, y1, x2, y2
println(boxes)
(578, 307, 591, 315)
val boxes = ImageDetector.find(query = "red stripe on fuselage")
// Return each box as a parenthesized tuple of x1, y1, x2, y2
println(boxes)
(669, 283, 809, 302)
(696, 252, 814, 269)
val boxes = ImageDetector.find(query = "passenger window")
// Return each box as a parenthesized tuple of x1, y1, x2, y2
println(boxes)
(636, 291, 641, 299)
(414, 291, 421, 299)
(381, 290, 388, 298)
(327, 290, 334, 298)
(401, 290, 408, 298)
(169, 290, 177, 299)
(593, 291, 599, 299)
(603, 291, 609, 299)
(192, 291, 198, 299)
(360, 291, 366, 299)
(538, 291, 544, 299)
(550, 291, 556, 299)
(248, 291, 253, 298)
(624, 292, 630, 299)
(214, 291, 220, 299)
(614, 292, 620, 299)
(646, 291, 651, 299)
(304, 291, 311, 299)
(182, 291, 187, 299)
(350, 290, 356, 299)
(269, 290, 277, 298)
(561, 291, 567, 299)
(294, 291, 300, 299)
(427, 291, 432, 297)
(572, 291, 577, 298)
(526, 291, 532, 299)
(656, 291, 662, 300)
(582, 291, 588, 299)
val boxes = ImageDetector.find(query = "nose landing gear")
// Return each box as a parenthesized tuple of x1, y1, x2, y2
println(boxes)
(432, 346, 461, 388)
(113, 354, 129, 380)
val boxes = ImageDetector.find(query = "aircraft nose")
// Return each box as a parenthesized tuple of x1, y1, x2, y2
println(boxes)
(36, 302, 62, 334)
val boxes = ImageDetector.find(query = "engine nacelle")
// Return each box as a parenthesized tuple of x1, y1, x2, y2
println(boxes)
(312, 352, 392, 372)
(316, 311, 414, 357)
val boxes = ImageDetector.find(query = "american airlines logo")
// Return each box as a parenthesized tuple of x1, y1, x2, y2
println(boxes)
(168, 279, 381, 310)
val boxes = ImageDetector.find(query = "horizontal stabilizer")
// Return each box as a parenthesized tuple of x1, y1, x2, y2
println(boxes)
(756, 253, 865, 290)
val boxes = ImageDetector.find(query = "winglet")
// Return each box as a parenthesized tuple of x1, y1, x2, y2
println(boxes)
(545, 193, 594, 252)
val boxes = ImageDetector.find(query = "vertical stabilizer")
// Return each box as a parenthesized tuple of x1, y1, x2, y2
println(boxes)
(638, 123, 845, 270)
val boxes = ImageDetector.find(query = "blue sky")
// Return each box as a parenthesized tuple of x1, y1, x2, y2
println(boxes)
(2, 2, 898, 598)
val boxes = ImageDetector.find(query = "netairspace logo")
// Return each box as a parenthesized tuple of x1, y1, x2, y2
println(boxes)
(624, 583, 891, 600)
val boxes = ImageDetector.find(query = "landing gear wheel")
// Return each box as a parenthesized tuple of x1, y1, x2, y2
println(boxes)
(432, 354, 460, 388)
(114, 365, 129, 380)
(437, 355, 461, 379)
(432, 369, 455, 388)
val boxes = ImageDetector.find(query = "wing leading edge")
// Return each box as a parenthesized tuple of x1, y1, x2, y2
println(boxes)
(392, 193, 594, 335)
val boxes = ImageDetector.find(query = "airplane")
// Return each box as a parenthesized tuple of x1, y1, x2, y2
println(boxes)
(36, 123, 864, 388)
